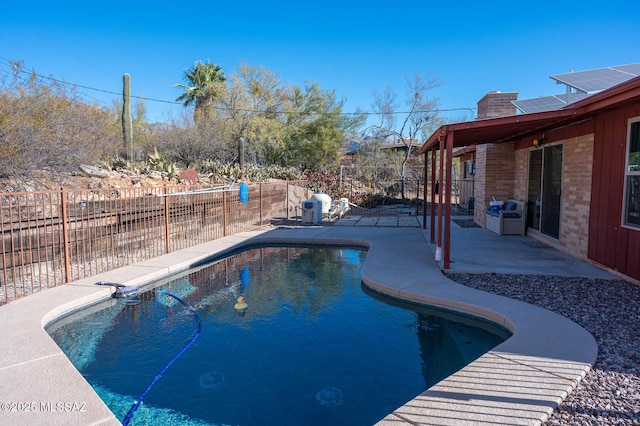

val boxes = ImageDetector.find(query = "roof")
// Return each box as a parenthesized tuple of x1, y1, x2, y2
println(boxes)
(380, 140, 423, 150)
(452, 146, 476, 157)
(513, 63, 640, 114)
(420, 75, 640, 153)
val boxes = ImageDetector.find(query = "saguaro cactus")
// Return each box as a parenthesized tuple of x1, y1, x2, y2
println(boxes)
(122, 73, 133, 159)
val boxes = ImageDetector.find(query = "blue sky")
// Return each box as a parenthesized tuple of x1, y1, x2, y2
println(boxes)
(2, 0, 639, 129)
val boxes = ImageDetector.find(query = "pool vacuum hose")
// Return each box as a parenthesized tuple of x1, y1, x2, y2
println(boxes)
(121, 289, 202, 426)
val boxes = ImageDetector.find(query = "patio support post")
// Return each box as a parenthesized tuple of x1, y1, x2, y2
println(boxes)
(430, 147, 436, 243)
(422, 152, 428, 229)
(444, 131, 453, 269)
(436, 135, 444, 261)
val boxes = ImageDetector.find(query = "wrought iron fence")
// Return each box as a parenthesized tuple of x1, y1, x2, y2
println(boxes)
(336, 164, 475, 216)
(342, 178, 475, 217)
(0, 181, 310, 305)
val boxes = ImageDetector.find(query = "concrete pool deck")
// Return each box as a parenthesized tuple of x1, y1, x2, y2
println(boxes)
(0, 219, 614, 425)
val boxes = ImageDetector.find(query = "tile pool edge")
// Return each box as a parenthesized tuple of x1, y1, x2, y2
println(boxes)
(0, 226, 597, 426)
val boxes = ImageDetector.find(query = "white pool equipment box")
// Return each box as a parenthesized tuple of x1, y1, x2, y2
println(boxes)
(311, 193, 332, 217)
(301, 199, 322, 224)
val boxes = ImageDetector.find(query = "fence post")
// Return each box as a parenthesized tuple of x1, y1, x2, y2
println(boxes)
(59, 188, 72, 283)
(223, 191, 227, 236)
(0, 196, 6, 300)
(285, 181, 288, 221)
(164, 187, 170, 253)
(260, 183, 263, 226)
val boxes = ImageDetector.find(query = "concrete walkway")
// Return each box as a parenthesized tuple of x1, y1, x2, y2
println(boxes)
(425, 215, 616, 278)
(333, 214, 421, 228)
(0, 219, 611, 425)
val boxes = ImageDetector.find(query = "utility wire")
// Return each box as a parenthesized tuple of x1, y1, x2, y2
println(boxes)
(0, 57, 476, 118)
(0, 61, 113, 108)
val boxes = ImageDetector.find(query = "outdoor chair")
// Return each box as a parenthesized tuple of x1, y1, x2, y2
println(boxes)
(485, 199, 526, 235)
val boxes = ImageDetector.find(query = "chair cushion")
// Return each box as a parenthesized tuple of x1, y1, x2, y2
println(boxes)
(502, 212, 521, 218)
(486, 209, 501, 217)
(505, 201, 518, 211)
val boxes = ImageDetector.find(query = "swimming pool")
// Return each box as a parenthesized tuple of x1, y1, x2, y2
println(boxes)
(47, 246, 509, 425)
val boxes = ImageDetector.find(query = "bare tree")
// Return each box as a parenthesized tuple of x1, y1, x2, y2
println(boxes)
(0, 63, 120, 178)
(370, 73, 441, 198)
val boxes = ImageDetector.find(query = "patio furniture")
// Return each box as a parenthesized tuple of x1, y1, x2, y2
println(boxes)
(485, 199, 526, 235)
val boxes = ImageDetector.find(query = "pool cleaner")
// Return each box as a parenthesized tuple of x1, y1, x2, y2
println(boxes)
(234, 296, 248, 317)
(234, 296, 248, 311)
(95, 281, 139, 298)
(121, 289, 202, 426)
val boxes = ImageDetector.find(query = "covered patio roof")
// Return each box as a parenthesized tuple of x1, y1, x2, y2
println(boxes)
(420, 75, 640, 269)
(421, 109, 581, 151)
(420, 74, 640, 153)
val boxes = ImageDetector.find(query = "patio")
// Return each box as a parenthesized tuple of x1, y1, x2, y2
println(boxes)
(425, 215, 615, 278)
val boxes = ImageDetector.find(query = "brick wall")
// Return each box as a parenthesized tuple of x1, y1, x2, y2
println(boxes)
(513, 148, 528, 201)
(559, 134, 594, 257)
(511, 134, 594, 257)
(473, 91, 518, 225)
(476, 91, 518, 119)
(471, 91, 594, 257)
(474, 142, 516, 224)
(474, 145, 487, 224)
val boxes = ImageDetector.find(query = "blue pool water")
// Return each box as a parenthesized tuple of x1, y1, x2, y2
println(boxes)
(47, 246, 509, 426)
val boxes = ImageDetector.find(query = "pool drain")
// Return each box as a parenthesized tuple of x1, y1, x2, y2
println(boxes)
(316, 387, 343, 406)
(199, 370, 225, 389)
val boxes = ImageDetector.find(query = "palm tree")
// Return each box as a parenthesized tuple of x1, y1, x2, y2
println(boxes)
(174, 61, 226, 120)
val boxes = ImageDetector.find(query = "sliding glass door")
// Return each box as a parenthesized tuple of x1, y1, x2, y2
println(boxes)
(527, 145, 563, 238)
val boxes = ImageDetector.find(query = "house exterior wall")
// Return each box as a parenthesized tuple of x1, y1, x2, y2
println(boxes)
(457, 85, 640, 282)
(473, 145, 486, 224)
(513, 148, 528, 201)
(511, 106, 640, 281)
(589, 103, 640, 281)
(512, 134, 594, 258)
(474, 91, 518, 225)
(559, 134, 594, 257)
(474, 142, 516, 224)
(457, 153, 475, 178)
(456, 153, 475, 212)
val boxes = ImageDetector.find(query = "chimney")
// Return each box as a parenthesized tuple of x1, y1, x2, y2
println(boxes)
(476, 91, 518, 119)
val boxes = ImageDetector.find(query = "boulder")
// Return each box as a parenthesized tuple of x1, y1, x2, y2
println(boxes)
(79, 164, 110, 178)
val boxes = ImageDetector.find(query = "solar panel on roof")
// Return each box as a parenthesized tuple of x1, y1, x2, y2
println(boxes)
(513, 97, 565, 113)
(614, 63, 640, 76)
(512, 92, 590, 114)
(551, 63, 640, 94)
(487, 63, 639, 116)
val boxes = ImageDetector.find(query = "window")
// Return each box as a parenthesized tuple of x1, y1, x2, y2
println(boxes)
(624, 118, 640, 228)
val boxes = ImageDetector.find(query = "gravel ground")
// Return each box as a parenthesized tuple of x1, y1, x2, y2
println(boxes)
(445, 273, 640, 425)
